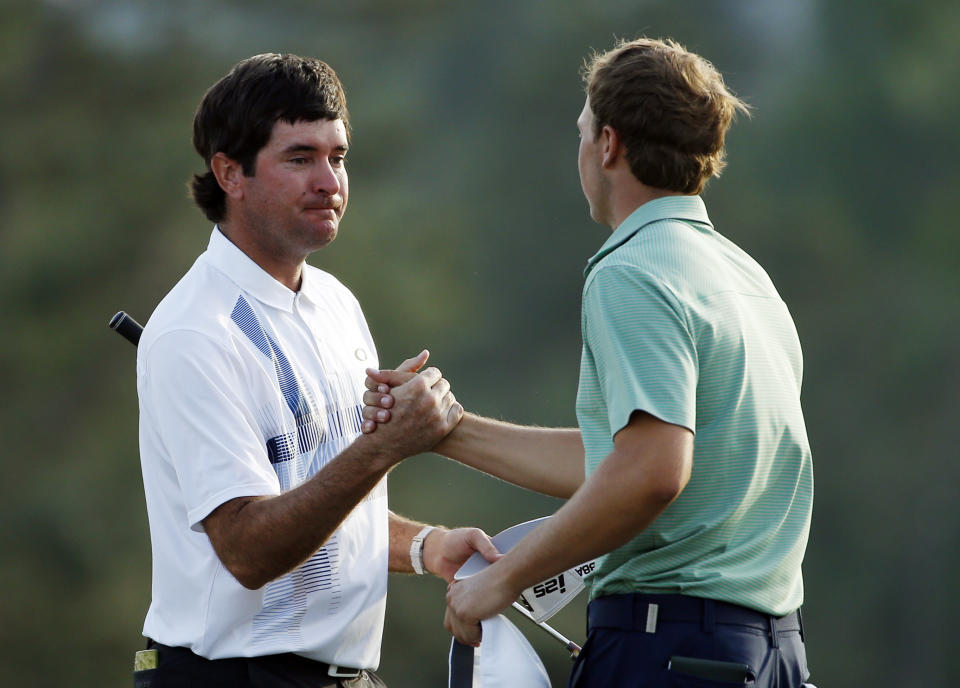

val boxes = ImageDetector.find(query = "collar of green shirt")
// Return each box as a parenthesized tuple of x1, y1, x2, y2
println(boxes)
(584, 195, 712, 278)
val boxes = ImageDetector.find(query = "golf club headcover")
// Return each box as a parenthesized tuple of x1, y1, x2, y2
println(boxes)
(516, 558, 596, 623)
(455, 516, 597, 623)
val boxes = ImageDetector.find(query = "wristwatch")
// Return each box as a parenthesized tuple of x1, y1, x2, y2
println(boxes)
(410, 525, 436, 575)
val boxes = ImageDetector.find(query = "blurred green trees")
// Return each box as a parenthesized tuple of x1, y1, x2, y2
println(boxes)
(1, 1, 957, 686)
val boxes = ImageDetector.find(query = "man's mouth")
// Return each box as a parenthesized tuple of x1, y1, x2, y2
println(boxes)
(304, 207, 338, 218)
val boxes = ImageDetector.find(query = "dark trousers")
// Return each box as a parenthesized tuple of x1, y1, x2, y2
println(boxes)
(134, 641, 387, 688)
(569, 593, 813, 687)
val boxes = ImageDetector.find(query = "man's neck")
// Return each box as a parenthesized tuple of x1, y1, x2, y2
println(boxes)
(217, 222, 303, 292)
(607, 185, 686, 231)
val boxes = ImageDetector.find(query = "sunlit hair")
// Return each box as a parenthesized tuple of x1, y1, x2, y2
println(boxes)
(582, 37, 749, 194)
(190, 53, 350, 222)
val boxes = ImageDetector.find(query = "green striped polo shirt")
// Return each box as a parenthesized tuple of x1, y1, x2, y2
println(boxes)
(576, 195, 812, 615)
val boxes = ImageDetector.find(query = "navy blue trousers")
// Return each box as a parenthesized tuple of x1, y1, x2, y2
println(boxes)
(569, 593, 813, 687)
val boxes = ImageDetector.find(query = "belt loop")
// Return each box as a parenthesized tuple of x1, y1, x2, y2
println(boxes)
(797, 607, 806, 643)
(644, 603, 659, 634)
(701, 598, 715, 633)
(635, 594, 659, 634)
(768, 615, 780, 649)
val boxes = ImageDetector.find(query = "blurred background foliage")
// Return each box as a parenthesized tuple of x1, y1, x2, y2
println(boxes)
(1, 0, 958, 685)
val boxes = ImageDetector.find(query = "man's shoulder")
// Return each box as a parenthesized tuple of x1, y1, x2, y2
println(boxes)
(595, 218, 766, 292)
(584, 222, 688, 295)
(622, 217, 706, 260)
(141, 255, 241, 351)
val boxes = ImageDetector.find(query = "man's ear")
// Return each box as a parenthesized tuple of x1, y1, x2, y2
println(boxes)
(600, 125, 622, 169)
(210, 152, 245, 200)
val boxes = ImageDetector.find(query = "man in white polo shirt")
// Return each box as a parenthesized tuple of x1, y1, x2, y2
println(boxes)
(135, 53, 498, 687)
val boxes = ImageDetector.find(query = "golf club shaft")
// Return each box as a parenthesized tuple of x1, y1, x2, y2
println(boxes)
(110, 311, 144, 347)
(511, 602, 581, 658)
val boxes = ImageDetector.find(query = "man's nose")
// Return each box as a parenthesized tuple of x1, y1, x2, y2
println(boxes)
(311, 161, 341, 196)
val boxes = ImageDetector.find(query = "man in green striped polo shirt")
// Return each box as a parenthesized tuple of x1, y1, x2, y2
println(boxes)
(365, 37, 813, 687)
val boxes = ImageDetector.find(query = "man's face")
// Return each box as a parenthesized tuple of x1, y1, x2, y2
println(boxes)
(237, 118, 349, 263)
(577, 97, 609, 225)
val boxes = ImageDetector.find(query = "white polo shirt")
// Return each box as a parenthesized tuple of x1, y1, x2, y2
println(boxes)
(136, 227, 387, 668)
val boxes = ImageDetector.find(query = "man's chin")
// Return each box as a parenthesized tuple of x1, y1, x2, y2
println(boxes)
(306, 220, 339, 248)
(587, 206, 604, 226)
(313, 233, 337, 251)
(587, 203, 612, 228)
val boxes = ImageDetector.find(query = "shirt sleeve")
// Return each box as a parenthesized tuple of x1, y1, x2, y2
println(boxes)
(141, 329, 281, 531)
(583, 264, 698, 437)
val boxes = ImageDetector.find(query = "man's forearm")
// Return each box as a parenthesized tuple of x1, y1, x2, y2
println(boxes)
(489, 452, 671, 595)
(435, 413, 585, 498)
(204, 365, 461, 589)
(204, 433, 395, 589)
(478, 414, 693, 596)
(444, 413, 694, 644)
(388, 511, 441, 574)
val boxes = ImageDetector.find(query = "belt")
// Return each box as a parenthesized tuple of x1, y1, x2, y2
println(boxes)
(588, 593, 802, 641)
(146, 640, 363, 680)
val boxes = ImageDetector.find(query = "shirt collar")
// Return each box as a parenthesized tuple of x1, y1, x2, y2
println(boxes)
(584, 195, 712, 277)
(296, 261, 326, 307)
(205, 227, 298, 312)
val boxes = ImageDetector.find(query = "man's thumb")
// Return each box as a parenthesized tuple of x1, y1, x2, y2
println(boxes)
(366, 368, 417, 386)
(397, 349, 429, 373)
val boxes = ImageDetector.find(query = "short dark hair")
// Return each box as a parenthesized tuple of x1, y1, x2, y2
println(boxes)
(190, 53, 350, 222)
(583, 38, 749, 194)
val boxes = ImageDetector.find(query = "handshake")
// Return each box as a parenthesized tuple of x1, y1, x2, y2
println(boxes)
(356, 349, 464, 461)
(352, 349, 591, 651)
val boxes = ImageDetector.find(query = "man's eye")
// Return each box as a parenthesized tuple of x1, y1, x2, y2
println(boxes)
(331, 156, 346, 166)
(290, 157, 309, 165)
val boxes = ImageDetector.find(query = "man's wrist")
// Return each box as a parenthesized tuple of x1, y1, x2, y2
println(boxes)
(410, 525, 436, 575)
(352, 432, 400, 470)
(434, 411, 470, 457)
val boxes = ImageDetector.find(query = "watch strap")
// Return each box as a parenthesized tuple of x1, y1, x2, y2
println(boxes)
(410, 525, 436, 575)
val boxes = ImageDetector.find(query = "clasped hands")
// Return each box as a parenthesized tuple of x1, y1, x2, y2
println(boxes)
(358, 350, 462, 462)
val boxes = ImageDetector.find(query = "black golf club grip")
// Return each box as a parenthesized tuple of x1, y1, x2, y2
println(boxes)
(109, 311, 144, 347)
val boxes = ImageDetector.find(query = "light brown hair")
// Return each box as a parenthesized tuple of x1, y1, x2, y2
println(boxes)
(583, 38, 749, 194)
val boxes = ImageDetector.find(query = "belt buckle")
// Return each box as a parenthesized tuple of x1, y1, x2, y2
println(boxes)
(328, 664, 362, 679)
